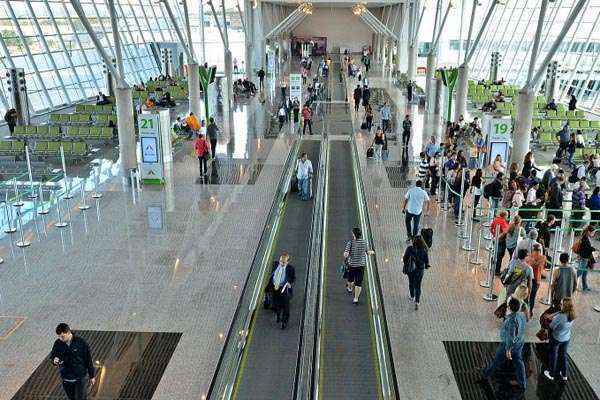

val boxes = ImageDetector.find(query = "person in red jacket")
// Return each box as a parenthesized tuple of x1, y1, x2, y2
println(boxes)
(194, 133, 211, 176)
(490, 210, 509, 275)
(301, 104, 313, 135)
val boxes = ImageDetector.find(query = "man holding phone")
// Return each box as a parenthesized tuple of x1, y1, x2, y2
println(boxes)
(50, 323, 95, 400)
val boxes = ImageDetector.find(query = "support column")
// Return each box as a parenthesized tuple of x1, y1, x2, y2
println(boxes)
(406, 0, 417, 82)
(544, 61, 558, 103)
(115, 86, 136, 173)
(425, 52, 436, 106)
(489, 52, 500, 82)
(188, 62, 201, 118)
(395, 41, 401, 74)
(432, 76, 443, 144)
(243, 0, 254, 78)
(511, 88, 535, 165)
(454, 64, 468, 122)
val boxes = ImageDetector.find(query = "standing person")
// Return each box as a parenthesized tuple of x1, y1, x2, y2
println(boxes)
(301, 104, 313, 135)
(402, 180, 430, 241)
(480, 297, 527, 391)
(402, 115, 412, 147)
(365, 105, 374, 132)
(296, 152, 313, 201)
(266, 252, 295, 329)
(353, 85, 362, 112)
(573, 225, 595, 292)
(506, 216, 525, 260)
(491, 211, 510, 275)
(206, 117, 219, 160)
(194, 133, 211, 177)
(51, 323, 96, 400)
(4, 108, 18, 135)
(362, 85, 371, 108)
(233, 57, 239, 74)
(278, 104, 287, 131)
(471, 168, 483, 218)
(343, 227, 374, 304)
(257, 68, 265, 90)
(544, 297, 576, 381)
(380, 102, 391, 133)
(536, 214, 556, 252)
(551, 253, 577, 303)
(280, 78, 288, 101)
(372, 127, 385, 161)
(403, 235, 429, 310)
(568, 94, 577, 111)
(292, 99, 300, 124)
(526, 243, 546, 317)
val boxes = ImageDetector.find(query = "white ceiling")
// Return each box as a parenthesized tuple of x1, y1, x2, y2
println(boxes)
(263, 0, 406, 7)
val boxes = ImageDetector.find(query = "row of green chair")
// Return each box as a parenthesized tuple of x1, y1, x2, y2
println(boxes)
(0, 140, 25, 156)
(13, 125, 61, 138)
(49, 113, 91, 124)
(545, 109, 585, 119)
(64, 126, 113, 140)
(94, 114, 116, 125)
(75, 104, 114, 113)
(32, 141, 89, 157)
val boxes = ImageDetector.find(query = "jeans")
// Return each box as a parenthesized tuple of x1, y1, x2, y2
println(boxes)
(454, 193, 462, 219)
(298, 177, 310, 200)
(210, 139, 217, 159)
(473, 195, 481, 218)
(483, 342, 526, 389)
(374, 143, 383, 160)
(402, 131, 410, 146)
(529, 279, 539, 313)
(577, 258, 589, 290)
(62, 378, 88, 400)
(198, 156, 208, 175)
(303, 119, 312, 135)
(548, 337, 569, 378)
(354, 100, 360, 111)
(382, 119, 390, 132)
(408, 268, 424, 303)
(405, 211, 421, 238)
(495, 240, 507, 274)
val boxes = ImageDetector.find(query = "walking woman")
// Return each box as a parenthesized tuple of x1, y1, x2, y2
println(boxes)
(194, 133, 211, 177)
(372, 127, 385, 161)
(544, 297, 576, 382)
(343, 227, 374, 304)
(506, 215, 525, 259)
(470, 168, 483, 220)
(402, 235, 429, 310)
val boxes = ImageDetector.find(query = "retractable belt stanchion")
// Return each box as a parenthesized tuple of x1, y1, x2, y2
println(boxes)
(92, 164, 102, 199)
(14, 208, 30, 248)
(54, 189, 69, 228)
(60, 145, 73, 200)
(457, 169, 466, 232)
(463, 202, 475, 251)
(130, 169, 137, 204)
(438, 157, 445, 203)
(542, 220, 565, 306)
(3, 193, 16, 234)
(12, 178, 23, 207)
(470, 219, 484, 265)
(442, 178, 449, 211)
(482, 226, 499, 302)
(567, 229, 575, 262)
(25, 145, 37, 199)
(78, 178, 90, 211)
(481, 228, 499, 288)
(37, 183, 49, 215)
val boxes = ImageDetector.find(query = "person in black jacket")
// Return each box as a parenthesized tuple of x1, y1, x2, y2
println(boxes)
(575, 225, 595, 291)
(4, 108, 18, 134)
(403, 235, 429, 310)
(51, 323, 95, 400)
(353, 85, 362, 112)
(265, 252, 296, 329)
(484, 172, 503, 209)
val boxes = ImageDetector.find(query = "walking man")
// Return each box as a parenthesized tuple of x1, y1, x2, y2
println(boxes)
(266, 252, 296, 329)
(380, 102, 391, 133)
(257, 68, 265, 91)
(353, 85, 362, 112)
(296, 152, 313, 201)
(51, 323, 96, 400)
(402, 180, 430, 241)
(480, 297, 527, 391)
(302, 104, 313, 135)
(206, 117, 219, 160)
(402, 114, 412, 147)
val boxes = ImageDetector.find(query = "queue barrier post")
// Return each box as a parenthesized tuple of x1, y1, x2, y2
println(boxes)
(37, 183, 49, 215)
(92, 164, 103, 199)
(3, 194, 16, 234)
(12, 178, 24, 207)
(482, 228, 499, 301)
(78, 179, 90, 211)
(470, 221, 484, 265)
(541, 220, 565, 306)
(457, 169, 466, 228)
(54, 190, 69, 228)
(462, 204, 475, 251)
(14, 208, 30, 248)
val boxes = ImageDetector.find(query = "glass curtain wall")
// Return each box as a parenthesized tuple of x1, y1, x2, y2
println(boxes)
(465, 0, 600, 112)
(0, 0, 246, 118)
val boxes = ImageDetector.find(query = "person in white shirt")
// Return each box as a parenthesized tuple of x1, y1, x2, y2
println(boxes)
(278, 105, 287, 131)
(402, 180, 430, 241)
(297, 152, 313, 201)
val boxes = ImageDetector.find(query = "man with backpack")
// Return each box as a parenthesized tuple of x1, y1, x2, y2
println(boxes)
(402, 115, 412, 147)
(353, 85, 362, 112)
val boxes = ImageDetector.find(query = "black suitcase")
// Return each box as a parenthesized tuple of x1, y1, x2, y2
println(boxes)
(366, 147, 374, 158)
(361, 121, 368, 130)
(421, 228, 433, 248)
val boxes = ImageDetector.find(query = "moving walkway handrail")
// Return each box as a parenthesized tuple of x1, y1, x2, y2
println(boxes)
(349, 134, 400, 400)
(294, 138, 328, 400)
(207, 139, 301, 400)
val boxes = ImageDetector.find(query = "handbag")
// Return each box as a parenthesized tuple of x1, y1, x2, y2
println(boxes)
(402, 249, 416, 275)
(536, 328, 549, 341)
(341, 240, 353, 279)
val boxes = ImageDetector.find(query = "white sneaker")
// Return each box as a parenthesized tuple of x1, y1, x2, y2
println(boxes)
(409, 297, 415, 303)
(346, 286, 353, 294)
(353, 298, 359, 304)
(560, 373, 568, 382)
(544, 370, 554, 381)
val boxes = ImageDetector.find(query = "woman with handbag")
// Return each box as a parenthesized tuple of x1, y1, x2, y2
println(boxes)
(402, 235, 429, 310)
(544, 298, 576, 382)
(343, 227, 374, 304)
(575, 225, 595, 292)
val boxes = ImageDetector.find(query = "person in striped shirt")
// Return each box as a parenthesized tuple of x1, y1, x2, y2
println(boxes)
(344, 227, 375, 304)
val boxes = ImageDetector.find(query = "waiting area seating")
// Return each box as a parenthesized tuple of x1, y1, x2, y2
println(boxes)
(32, 141, 89, 158)
(0, 140, 25, 156)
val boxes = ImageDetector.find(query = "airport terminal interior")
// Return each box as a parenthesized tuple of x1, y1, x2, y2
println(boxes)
(1, 0, 600, 399)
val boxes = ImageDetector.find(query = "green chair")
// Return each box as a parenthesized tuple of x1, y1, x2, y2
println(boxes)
(34, 141, 48, 156)
(60, 142, 73, 154)
(49, 114, 61, 124)
(532, 119, 541, 128)
(79, 127, 91, 138)
(570, 120, 580, 129)
(47, 141, 61, 155)
(557, 103, 566, 112)
(541, 120, 553, 132)
(25, 125, 36, 135)
(0, 141, 13, 153)
(579, 120, 590, 130)
(60, 114, 70, 123)
(547, 110, 557, 119)
(49, 126, 60, 138)
(12, 141, 24, 153)
(13, 126, 26, 136)
(566, 111, 576, 119)
(575, 110, 584, 118)
(557, 110, 566, 119)
(590, 120, 600, 131)
(75, 104, 86, 113)
(101, 127, 113, 140)
(72, 142, 88, 156)
(37, 126, 49, 136)
(90, 127, 102, 139)
(65, 126, 79, 137)
(551, 120, 564, 131)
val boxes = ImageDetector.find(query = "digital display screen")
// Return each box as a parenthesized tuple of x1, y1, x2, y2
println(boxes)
(141, 137, 159, 163)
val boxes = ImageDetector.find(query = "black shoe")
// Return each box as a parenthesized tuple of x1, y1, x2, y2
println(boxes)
(281, 321, 287, 330)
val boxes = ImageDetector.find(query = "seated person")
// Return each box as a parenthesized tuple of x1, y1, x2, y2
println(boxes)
(96, 92, 111, 105)
(482, 100, 497, 112)
(158, 92, 175, 107)
(242, 78, 256, 95)
(546, 98, 558, 111)
(173, 117, 191, 138)
(145, 97, 156, 109)
(494, 91, 505, 102)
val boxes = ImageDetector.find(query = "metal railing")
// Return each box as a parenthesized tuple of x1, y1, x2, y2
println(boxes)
(206, 139, 301, 400)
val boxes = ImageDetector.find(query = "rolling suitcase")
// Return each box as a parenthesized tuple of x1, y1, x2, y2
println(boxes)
(421, 227, 433, 248)
(366, 147, 374, 158)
